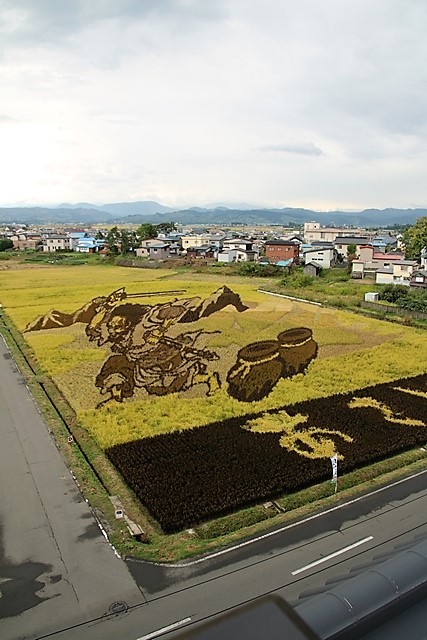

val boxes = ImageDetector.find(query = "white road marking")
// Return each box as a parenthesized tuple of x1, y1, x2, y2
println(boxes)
(150, 467, 427, 567)
(291, 535, 374, 575)
(0, 576, 12, 596)
(136, 617, 192, 640)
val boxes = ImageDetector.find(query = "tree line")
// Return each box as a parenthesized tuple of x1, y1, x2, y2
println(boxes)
(97, 222, 176, 255)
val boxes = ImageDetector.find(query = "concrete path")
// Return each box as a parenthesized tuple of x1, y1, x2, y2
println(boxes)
(0, 336, 144, 640)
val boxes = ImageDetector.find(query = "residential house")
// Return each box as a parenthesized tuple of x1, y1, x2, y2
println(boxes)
(391, 260, 419, 283)
(264, 240, 299, 264)
(280, 234, 304, 245)
(222, 238, 255, 252)
(11, 232, 42, 250)
(350, 261, 366, 279)
(300, 243, 315, 255)
(409, 269, 427, 289)
(218, 237, 258, 262)
(208, 232, 227, 249)
(358, 245, 405, 263)
(75, 237, 105, 253)
(158, 236, 181, 256)
(157, 233, 184, 256)
(351, 245, 407, 279)
(68, 232, 87, 251)
(333, 236, 372, 259)
(371, 235, 398, 252)
(217, 248, 256, 263)
(311, 240, 338, 248)
(251, 238, 265, 256)
(185, 245, 216, 260)
(42, 235, 71, 252)
(302, 245, 337, 268)
(180, 234, 212, 251)
(421, 246, 427, 269)
(375, 261, 418, 285)
(136, 240, 171, 260)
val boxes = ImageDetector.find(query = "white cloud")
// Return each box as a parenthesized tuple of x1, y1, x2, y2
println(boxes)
(0, 113, 17, 122)
(0, 0, 427, 209)
(260, 143, 324, 156)
(0, 0, 227, 44)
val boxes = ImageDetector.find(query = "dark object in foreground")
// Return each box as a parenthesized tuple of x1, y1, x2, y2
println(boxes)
(169, 596, 319, 640)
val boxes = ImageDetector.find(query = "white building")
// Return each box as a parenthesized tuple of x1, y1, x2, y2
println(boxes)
(217, 248, 256, 263)
(42, 235, 71, 252)
(302, 246, 337, 268)
(303, 222, 367, 244)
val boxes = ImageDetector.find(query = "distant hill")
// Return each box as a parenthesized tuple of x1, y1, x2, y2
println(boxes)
(0, 207, 109, 224)
(119, 207, 426, 227)
(0, 202, 425, 226)
(58, 201, 172, 216)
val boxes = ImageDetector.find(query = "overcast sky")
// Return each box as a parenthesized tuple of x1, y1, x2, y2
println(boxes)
(1, 0, 427, 210)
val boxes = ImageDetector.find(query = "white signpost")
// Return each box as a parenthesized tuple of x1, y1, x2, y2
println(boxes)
(330, 454, 338, 493)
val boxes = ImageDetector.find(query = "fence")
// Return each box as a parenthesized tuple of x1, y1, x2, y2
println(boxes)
(361, 301, 427, 320)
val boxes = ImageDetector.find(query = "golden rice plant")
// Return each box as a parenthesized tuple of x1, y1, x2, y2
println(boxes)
(0, 265, 180, 328)
(25, 329, 107, 376)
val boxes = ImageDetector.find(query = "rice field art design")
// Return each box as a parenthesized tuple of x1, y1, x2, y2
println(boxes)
(106, 373, 427, 532)
(25, 285, 319, 406)
(12, 270, 427, 534)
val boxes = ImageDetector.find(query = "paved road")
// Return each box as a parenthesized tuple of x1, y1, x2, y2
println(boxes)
(28, 467, 427, 639)
(34, 480, 427, 640)
(0, 337, 144, 640)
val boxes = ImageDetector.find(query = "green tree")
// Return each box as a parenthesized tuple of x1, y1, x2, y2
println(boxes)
(156, 221, 176, 234)
(346, 243, 357, 259)
(403, 217, 427, 259)
(119, 229, 132, 254)
(129, 230, 139, 251)
(346, 243, 357, 273)
(106, 226, 121, 253)
(380, 284, 409, 304)
(237, 262, 261, 276)
(0, 238, 13, 251)
(136, 223, 157, 240)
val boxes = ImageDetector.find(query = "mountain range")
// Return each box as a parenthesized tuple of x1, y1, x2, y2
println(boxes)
(0, 201, 425, 227)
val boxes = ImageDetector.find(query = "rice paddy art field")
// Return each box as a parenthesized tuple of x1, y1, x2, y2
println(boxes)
(1, 264, 426, 533)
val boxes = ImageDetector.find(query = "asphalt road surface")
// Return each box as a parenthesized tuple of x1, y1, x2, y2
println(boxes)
(1, 333, 427, 640)
(48, 473, 427, 640)
(0, 336, 144, 640)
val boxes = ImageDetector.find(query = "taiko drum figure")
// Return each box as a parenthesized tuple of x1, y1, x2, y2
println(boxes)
(227, 327, 318, 402)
